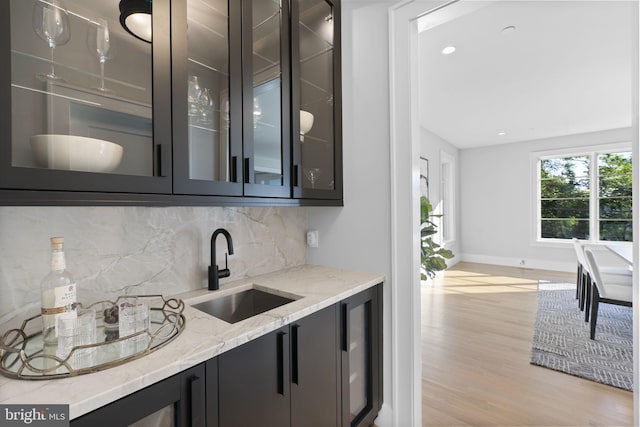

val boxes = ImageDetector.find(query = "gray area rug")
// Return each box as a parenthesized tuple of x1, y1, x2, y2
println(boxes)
(530, 281, 633, 391)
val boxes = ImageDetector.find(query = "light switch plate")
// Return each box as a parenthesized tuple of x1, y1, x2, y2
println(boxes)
(306, 230, 319, 248)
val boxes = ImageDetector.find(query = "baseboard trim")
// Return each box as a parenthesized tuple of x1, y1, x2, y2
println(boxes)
(459, 253, 575, 273)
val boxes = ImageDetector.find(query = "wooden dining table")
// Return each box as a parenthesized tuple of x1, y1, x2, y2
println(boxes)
(606, 244, 633, 265)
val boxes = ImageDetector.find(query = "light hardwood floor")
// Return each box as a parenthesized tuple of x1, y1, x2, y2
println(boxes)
(422, 262, 633, 427)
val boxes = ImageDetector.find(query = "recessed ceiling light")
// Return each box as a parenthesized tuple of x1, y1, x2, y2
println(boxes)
(501, 25, 516, 35)
(441, 46, 456, 55)
(498, 132, 506, 136)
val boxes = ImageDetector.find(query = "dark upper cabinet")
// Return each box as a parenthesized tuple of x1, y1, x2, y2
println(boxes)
(0, 0, 342, 205)
(171, 0, 243, 197)
(0, 0, 172, 194)
(292, 0, 342, 201)
(172, 0, 342, 201)
(239, 0, 292, 199)
(173, 0, 294, 199)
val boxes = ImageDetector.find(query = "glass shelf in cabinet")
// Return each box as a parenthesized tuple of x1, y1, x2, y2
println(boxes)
(300, 134, 330, 144)
(300, 78, 332, 98)
(11, 49, 148, 101)
(188, 123, 222, 133)
(299, 21, 333, 47)
(254, 8, 281, 32)
(300, 46, 333, 64)
(187, 58, 229, 77)
(186, 17, 229, 41)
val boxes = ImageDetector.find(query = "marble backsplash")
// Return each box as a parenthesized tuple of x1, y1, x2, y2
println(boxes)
(0, 206, 308, 325)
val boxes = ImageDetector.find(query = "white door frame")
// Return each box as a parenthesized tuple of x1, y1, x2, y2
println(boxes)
(388, 1, 487, 424)
(631, 2, 639, 423)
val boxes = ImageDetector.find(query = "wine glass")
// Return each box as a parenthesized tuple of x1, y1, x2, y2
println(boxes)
(33, 0, 71, 81)
(304, 168, 322, 189)
(253, 96, 262, 128)
(198, 88, 214, 125)
(188, 75, 202, 117)
(88, 18, 112, 92)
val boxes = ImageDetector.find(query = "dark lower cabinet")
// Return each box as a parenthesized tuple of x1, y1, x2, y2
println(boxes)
(218, 325, 291, 427)
(341, 284, 383, 427)
(205, 357, 219, 427)
(71, 363, 207, 427)
(218, 304, 340, 427)
(70, 285, 382, 427)
(290, 305, 340, 427)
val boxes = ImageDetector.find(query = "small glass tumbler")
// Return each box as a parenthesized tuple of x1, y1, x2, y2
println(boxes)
(56, 309, 97, 370)
(119, 298, 151, 357)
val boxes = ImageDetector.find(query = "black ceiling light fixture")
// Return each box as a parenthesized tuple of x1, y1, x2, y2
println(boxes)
(119, 0, 152, 43)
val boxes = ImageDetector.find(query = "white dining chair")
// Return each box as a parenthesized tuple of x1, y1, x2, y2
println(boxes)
(571, 238, 588, 310)
(572, 239, 631, 319)
(583, 248, 633, 340)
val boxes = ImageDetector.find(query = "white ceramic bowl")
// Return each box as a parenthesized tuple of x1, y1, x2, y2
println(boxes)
(300, 110, 314, 141)
(30, 134, 123, 173)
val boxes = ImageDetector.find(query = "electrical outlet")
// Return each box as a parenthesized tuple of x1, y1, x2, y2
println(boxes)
(306, 230, 319, 248)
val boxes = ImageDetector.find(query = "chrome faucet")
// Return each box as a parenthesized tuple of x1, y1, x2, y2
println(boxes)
(209, 228, 234, 290)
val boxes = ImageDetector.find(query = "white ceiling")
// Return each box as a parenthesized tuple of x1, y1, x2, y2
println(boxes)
(418, 0, 633, 149)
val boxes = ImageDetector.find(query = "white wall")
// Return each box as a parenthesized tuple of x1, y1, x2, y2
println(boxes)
(307, 4, 392, 278)
(308, 2, 394, 424)
(459, 127, 632, 271)
(420, 126, 461, 266)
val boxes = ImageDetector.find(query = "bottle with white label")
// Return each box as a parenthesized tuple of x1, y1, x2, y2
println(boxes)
(41, 237, 77, 345)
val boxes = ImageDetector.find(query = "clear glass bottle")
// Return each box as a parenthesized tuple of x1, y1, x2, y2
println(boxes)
(41, 237, 77, 345)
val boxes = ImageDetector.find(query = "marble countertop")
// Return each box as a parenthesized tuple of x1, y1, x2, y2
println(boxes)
(0, 265, 384, 419)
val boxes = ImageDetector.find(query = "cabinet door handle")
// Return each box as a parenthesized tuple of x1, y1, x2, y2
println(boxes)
(291, 324, 300, 385)
(293, 164, 299, 187)
(341, 302, 349, 352)
(231, 156, 238, 182)
(189, 376, 203, 427)
(155, 144, 166, 177)
(277, 331, 287, 395)
(244, 158, 250, 184)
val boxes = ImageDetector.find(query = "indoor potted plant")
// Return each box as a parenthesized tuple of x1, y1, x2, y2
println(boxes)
(420, 196, 454, 280)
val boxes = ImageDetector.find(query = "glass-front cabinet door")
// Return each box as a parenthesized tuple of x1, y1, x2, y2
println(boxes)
(172, 0, 243, 196)
(292, 0, 341, 200)
(341, 285, 382, 427)
(0, 0, 172, 193)
(242, 0, 291, 198)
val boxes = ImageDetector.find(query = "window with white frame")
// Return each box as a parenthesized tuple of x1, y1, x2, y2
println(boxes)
(440, 151, 455, 242)
(535, 145, 632, 242)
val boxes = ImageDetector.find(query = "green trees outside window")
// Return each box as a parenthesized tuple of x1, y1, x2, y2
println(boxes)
(539, 151, 632, 242)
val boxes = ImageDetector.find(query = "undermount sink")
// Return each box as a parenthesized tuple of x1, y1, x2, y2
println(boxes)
(191, 288, 297, 324)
